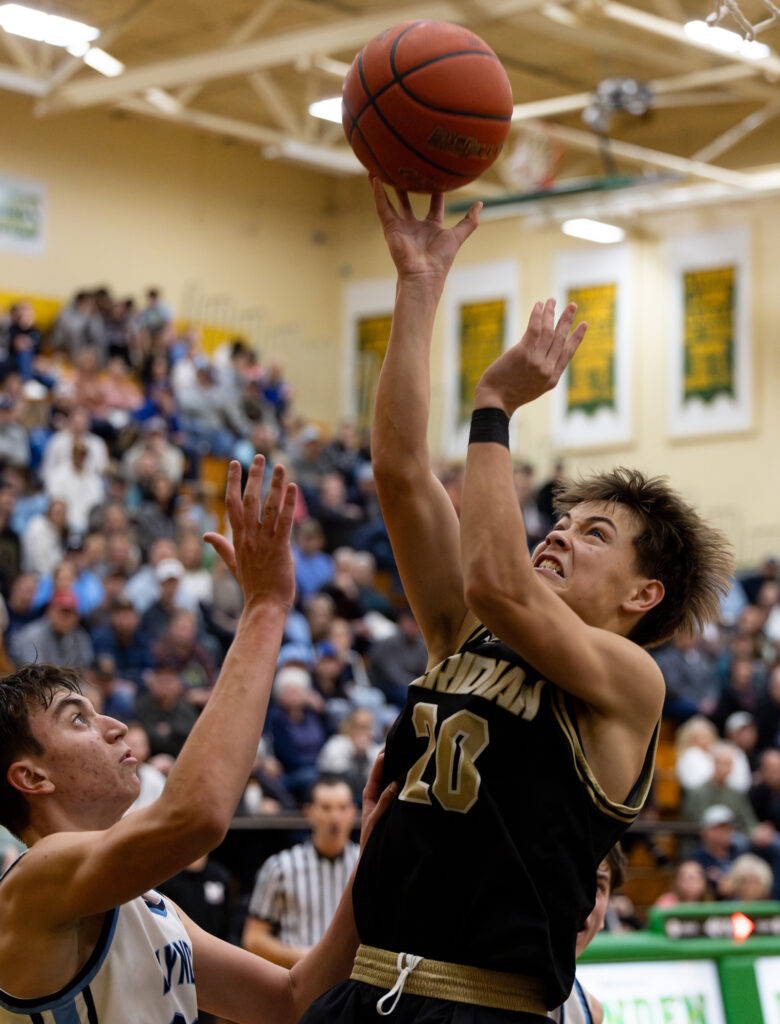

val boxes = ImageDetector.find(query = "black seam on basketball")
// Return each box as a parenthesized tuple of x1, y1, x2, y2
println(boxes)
(348, 54, 406, 183)
(396, 72, 512, 123)
(351, 44, 507, 129)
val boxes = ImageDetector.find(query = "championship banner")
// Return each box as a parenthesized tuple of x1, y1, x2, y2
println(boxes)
(552, 245, 632, 449)
(0, 174, 46, 255)
(356, 313, 392, 428)
(667, 228, 751, 438)
(578, 960, 727, 1024)
(682, 266, 736, 404)
(458, 298, 505, 427)
(565, 283, 616, 416)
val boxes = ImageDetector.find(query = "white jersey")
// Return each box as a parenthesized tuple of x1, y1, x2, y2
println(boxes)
(549, 977, 597, 1024)
(0, 858, 198, 1024)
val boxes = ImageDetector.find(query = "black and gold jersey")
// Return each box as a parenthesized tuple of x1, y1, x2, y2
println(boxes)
(353, 623, 657, 1009)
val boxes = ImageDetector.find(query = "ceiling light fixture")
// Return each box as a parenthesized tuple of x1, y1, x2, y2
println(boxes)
(684, 19, 770, 59)
(308, 97, 343, 124)
(0, 3, 97, 48)
(82, 47, 124, 77)
(561, 218, 626, 243)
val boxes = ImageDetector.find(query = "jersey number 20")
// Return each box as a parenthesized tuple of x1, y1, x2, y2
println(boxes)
(399, 703, 489, 813)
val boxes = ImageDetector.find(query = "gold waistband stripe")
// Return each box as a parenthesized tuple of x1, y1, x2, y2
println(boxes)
(350, 944, 547, 1014)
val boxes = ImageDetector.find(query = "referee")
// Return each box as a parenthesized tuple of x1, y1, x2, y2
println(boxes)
(242, 777, 360, 967)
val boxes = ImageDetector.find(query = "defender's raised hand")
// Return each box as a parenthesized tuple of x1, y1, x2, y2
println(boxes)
(204, 455, 296, 612)
(371, 176, 481, 284)
(475, 298, 588, 416)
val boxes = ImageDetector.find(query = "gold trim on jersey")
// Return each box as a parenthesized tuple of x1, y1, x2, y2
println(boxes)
(551, 686, 659, 823)
(351, 944, 547, 1014)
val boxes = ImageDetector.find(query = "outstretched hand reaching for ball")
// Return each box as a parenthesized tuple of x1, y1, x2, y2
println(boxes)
(370, 176, 481, 285)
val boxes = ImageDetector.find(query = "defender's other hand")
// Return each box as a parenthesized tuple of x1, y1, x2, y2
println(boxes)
(203, 455, 297, 612)
(474, 298, 587, 416)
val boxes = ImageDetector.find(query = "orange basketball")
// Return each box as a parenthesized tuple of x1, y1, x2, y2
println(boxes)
(342, 20, 513, 193)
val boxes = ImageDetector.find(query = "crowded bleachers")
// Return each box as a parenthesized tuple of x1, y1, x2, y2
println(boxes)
(2, 282, 780, 937)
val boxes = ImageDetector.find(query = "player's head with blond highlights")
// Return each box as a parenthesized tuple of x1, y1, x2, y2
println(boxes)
(554, 468, 733, 647)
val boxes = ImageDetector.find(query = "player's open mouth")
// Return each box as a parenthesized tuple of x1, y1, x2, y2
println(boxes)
(534, 557, 564, 578)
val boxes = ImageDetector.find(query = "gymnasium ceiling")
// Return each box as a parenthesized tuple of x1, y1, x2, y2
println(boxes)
(3, 0, 780, 219)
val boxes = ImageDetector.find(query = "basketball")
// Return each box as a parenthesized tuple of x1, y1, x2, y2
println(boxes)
(342, 20, 513, 193)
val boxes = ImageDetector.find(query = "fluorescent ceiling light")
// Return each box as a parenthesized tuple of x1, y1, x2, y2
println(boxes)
(83, 47, 124, 77)
(561, 218, 626, 243)
(144, 87, 181, 114)
(684, 20, 770, 59)
(0, 3, 98, 47)
(308, 97, 343, 124)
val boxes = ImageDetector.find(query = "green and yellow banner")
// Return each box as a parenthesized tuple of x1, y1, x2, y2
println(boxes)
(683, 266, 735, 403)
(565, 283, 616, 416)
(458, 299, 505, 427)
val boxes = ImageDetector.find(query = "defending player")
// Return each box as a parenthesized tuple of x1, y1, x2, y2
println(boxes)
(0, 456, 395, 1024)
(300, 181, 732, 1023)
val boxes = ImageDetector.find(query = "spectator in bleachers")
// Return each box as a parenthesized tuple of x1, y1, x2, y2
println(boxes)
(20, 497, 68, 576)
(291, 425, 331, 506)
(293, 519, 334, 600)
(140, 556, 186, 642)
(152, 608, 216, 706)
(123, 416, 185, 485)
(367, 607, 428, 709)
(40, 406, 108, 487)
(323, 418, 364, 494)
(0, 485, 21, 598)
(309, 473, 364, 554)
(316, 708, 382, 802)
(4, 301, 41, 381)
(135, 286, 172, 337)
(689, 804, 744, 897)
(655, 859, 711, 907)
(724, 710, 760, 777)
(265, 665, 327, 803)
(33, 535, 105, 618)
(133, 471, 178, 555)
(133, 660, 198, 759)
(304, 592, 337, 646)
(125, 536, 181, 614)
(45, 440, 105, 537)
(103, 299, 137, 366)
(722, 853, 773, 901)
(0, 394, 31, 468)
(750, 749, 780, 831)
(176, 529, 214, 608)
(651, 631, 719, 723)
(683, 742, 758, 832)
(5, 571, 37, 641)
(91, 593, 153, 687)
(177, 358, 249, 456)
(350, 550, 395, 623)
(739, 555, 779, 605)
(8, 587, 93, 669)
(712, 652, 765, 731)
(49, 290, 104, 361)
(260, 360, 290, 425)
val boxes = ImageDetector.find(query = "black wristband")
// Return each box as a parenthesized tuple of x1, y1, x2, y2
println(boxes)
(468, 407, 510, 447)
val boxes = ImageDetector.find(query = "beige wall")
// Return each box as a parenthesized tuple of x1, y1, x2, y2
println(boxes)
(1, 92, 778, 564)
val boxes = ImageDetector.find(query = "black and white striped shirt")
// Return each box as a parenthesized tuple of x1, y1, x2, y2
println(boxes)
(248, 840, 360, 946)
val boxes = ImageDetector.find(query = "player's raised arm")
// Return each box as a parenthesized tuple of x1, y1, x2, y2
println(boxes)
(370, 178, 481, 664)
(459, 301, 667, 757)
(4, 455, 297, 928)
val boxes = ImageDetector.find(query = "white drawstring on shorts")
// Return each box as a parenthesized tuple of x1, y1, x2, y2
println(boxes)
(375, 952, 423, 1016)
